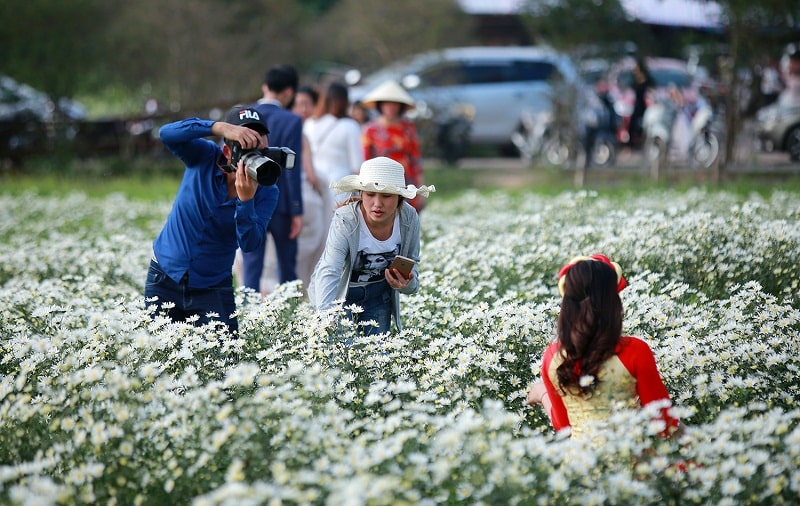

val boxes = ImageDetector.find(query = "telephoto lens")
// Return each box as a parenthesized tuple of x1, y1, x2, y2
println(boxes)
(241, 151, 282, 186)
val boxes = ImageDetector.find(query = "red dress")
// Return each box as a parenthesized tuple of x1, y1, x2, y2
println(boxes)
(541, 336, 679, 439)
(362, 119, 424, 211)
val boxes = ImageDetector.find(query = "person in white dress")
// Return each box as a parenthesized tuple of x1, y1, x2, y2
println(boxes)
(304, 82, 364, 205)
(292, 85, 329, 296)
(240, 85, 328, 296)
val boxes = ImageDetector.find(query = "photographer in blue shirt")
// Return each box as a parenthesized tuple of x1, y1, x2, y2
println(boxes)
(145, 106, 279, 334)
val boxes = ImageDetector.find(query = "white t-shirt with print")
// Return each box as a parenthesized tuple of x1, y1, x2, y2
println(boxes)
(350, 212, 401, 285)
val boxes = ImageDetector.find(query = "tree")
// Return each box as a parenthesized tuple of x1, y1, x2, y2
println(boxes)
(520, 0, 799, 179)
(705, 0, 799, 179)
(0, 0, 114, 97)
(303, 0, 477, 75)
(520, 0, 646, 54)
(0, 0, 480, 115)
(106, 0, 311, 111)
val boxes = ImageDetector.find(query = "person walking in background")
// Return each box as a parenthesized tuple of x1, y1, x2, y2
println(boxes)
(304, 81, 364, 205)
(146, 106, 278, 334)
(628, 57, 654, 147)
(759, 57, 784, 107)
(350, 99, 370, 126)
(308, 157, 434, 336)
(361, 80, 426, 213)
(292, 84, 329, 296)
(240, 64, 304, 295)
(779, 43, 800, 105)
(527, 254, 680, 441)
(256, 84, 323, 296)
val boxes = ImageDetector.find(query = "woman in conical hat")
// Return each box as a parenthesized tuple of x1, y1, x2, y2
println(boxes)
(308, 156, 435, 336)
(361, 80, 428, 213)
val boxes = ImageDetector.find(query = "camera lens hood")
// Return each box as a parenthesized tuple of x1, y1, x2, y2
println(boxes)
(242, 152, 282, 186)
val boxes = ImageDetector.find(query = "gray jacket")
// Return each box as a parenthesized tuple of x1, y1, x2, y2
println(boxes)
(308, 200, 421, 331)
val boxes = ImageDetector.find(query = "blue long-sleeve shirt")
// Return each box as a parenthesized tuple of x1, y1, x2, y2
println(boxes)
(153, 118, 279, 288)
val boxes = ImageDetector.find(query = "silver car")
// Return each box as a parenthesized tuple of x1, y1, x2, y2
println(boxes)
(756, 98, 800, 161)
(349, 46, 583, 149)
(1, 75, 86, 159)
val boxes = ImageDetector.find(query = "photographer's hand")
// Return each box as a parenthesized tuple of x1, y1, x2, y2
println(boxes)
(235, 160, 258, 201)
(213, 122, 267, 150)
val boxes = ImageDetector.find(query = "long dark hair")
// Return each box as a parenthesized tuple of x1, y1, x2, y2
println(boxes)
(326, 82, 350, 119)
(555, 260, 623, 396)
(297, 85, 319, 105)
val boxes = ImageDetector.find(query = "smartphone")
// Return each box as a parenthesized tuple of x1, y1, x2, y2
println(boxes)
(389, 255, 416, 276)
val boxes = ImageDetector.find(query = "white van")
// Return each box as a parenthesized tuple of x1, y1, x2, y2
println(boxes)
(349, 46, 584, 150)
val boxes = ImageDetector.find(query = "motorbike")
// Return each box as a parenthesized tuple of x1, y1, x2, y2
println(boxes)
(412, 100, 474, 165)
(511, 110, 584, 168)
(642, 92, 720, 172)
(581, 89, 619, 168)
(511, 110, 548, 163)
(435, 102, 474, 165)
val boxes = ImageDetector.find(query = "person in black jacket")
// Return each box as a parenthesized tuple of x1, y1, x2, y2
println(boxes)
(628, 57, 654, 147)
(240, 65, 304, 293)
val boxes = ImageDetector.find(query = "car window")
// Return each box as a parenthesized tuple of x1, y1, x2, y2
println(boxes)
(360, 54, 433, 88)
(650, 69, 691, 88)
(462, 64, 511, 84)
(1, 86, 20, 104)
(417, 62, 465, 87)
(512, 61, 558, 82)
(420, 60, 560, 87)
(617, 70, 635, 89)
(617, 68, 691, 89)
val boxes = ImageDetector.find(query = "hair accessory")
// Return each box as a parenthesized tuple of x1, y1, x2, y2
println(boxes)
(361, 80, 416, 109)
(330, 156, 435, 199)
(557, 253, 627, 296)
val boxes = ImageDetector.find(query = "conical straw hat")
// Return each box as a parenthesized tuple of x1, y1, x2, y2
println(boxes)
(361, 80, 415, 109)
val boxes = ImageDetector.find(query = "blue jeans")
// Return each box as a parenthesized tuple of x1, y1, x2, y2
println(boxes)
(144, 259, 238, 334)
(240, 212, 298, 290)
(345, 280, 393, 336)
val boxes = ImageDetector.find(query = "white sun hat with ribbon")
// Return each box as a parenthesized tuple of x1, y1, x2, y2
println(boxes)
(330, 156, 435, 199)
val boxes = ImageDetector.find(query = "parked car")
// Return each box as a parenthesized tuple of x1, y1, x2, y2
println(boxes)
(755, 97, 800, 161)
(579, 58, 612, 87)
(349, 46, 584, 154)
(0, 75, 86, 124)
(1, 74, 86, 160)
(606, 56, 707, 144)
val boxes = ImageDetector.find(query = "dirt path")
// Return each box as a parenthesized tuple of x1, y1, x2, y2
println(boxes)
(449, 148, 799, 189)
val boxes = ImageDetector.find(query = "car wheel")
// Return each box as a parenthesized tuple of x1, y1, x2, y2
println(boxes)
(786, 126, 800, 162)
(543, 137, 569, 166)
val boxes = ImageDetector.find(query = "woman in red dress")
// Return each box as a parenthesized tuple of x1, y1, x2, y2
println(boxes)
(361, 80, 426, 212)
(527, 254, 680, 441)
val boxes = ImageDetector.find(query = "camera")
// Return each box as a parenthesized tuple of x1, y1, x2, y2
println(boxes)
(227, 142, 296, 186)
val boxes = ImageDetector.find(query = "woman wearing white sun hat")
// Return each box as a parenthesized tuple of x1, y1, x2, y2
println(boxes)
(308, 156, 435, 335)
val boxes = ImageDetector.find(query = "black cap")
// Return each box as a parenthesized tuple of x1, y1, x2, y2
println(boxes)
(224, 106, 269, 135)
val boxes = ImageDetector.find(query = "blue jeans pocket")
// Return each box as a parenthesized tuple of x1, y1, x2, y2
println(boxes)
(145, 260, 166, 288)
